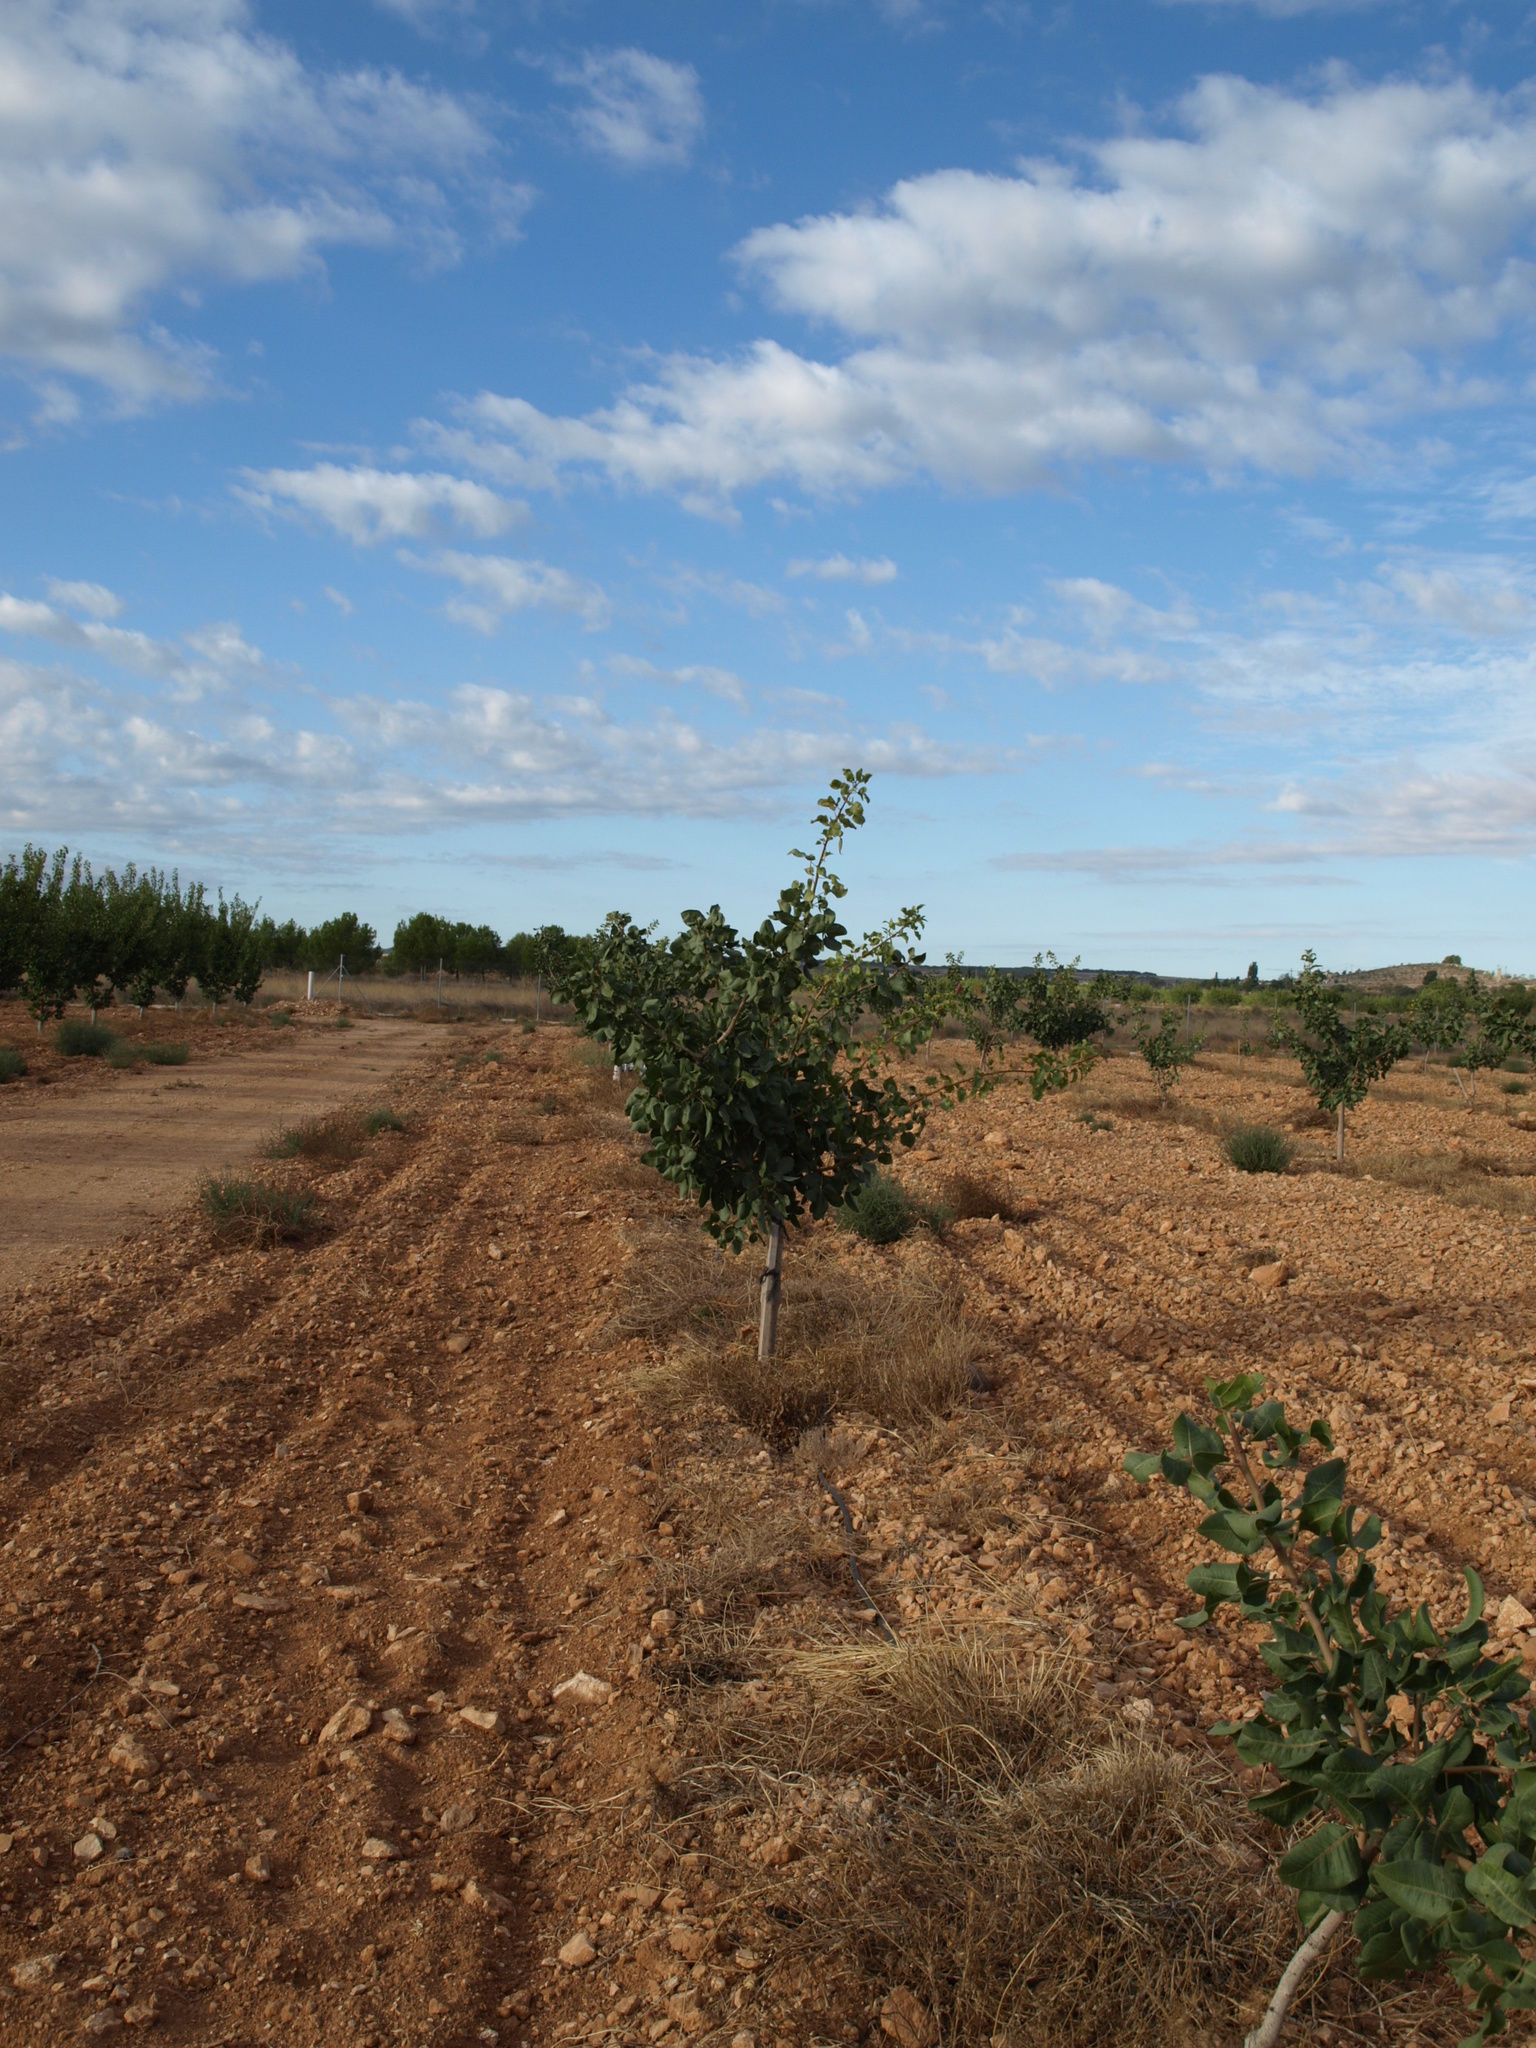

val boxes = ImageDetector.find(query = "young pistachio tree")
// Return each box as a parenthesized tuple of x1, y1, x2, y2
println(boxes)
(1134, 1006, 1204, 1104)
(1128, 1376, 1536, 2048)
(1445, 977, 1536, 1107)
(949, 961, 1021, 1074)
(1017, 953, 1115, 1099)
(1271, 951, 1411, 1162)
(556, 772, 975, 1359)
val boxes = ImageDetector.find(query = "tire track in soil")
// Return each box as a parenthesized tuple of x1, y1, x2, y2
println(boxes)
(0, 1028, 686, 2048)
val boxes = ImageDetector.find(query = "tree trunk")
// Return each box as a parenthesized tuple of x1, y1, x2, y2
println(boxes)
(1244, 1910, 1345, 2048)
(758, 1219, 785, 1362)
(1336, 1102, 1345, 1162)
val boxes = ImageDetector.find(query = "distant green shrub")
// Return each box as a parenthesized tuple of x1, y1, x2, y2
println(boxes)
(1505, 1080, 1529, 1097)
(0, 1046, 26, 1082)
(1224, 1124, 1295, 1174)
(266, 1009, 294, 1028)
(366, 1108, 405, 1136)
(143, 1042, 189, 1066)
(105, 1041, 140, 1069)
(200, 1175, 312, 1242)
(56, 1021, 117, 1058)
(836, 1171, 946, 1244)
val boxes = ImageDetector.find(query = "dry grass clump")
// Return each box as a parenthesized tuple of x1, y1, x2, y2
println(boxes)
(608, 1218, 747, 1345)
(199, 1174, 313, 1245)
(266, 1108, 364, 1165)
(780, 1634, 1082, 1787)
(1348, 1147, 1536, 1218)
(939, 1168, 1033, 1223)
(702, 1635, 1286, 2048)
(637, 1255, 978, 1445)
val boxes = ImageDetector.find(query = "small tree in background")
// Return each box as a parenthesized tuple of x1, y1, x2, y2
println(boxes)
(1443, 976, 1536, 1107)
(1135, 1006, 1203, 1103)
(200, 896, 259, 1012)
(555, 771, 976, 1358)
(1272, 950, 1411, 1161)
(1412, 975, 1470, 1074)
(1017, 952, 1114, 1099)
(950, 961, 1020, 1074)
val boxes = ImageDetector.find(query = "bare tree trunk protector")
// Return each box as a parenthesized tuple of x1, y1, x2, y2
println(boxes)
(758, 1217, 784, 1362)
(1336, 1102, 1346, 1162)
(1244, 1910, 1344, 2048)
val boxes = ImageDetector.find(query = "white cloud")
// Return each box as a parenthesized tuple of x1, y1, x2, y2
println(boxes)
(607, 655, 750, 706)
(656, 566, 787, 616)
(45, 578, 122, 619)
(436, 74, 1536, 507)
(0, 0, 505, 410)
(239, 464, 517, 543)
(407, 549, 611, 632)
(323, 585, 354, 617)
(0, 587, 269, 696)
(558, 48, 704, 171)
(1157, 0, 1382, 12)
(1051, 578, 1197, 637)
(788, 554, 898, 585)
(1384, 564, 1536, 637)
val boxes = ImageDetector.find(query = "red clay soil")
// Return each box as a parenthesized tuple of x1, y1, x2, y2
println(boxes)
(0, 1027, 1533, 2047)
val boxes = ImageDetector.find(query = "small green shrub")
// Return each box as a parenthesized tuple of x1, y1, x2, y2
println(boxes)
(0, 1046, 26, 1082)
(366, 1108, 405, 1136)
(267, 1009, 294, 1028)
(836, 1171, 945, 1244)
(105, 1041, 140, 1069)
(1224, 1124, 1295, 1174)
(1504, 1080, 1529, 1096)
(143, 1042, 189, 1066)
(335, 1015, 353, 1030)
(55, 1020, 118, 1059)
(199, 1175, 312, 1242)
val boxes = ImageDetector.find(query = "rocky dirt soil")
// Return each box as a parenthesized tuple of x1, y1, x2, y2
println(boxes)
(0, 1025, 1533, 2048)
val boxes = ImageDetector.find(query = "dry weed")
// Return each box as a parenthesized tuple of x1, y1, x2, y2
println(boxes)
(939, 1167, 1033, 1223)
(1347, 1147, 1536, 1218)
(690, 1633, 1286, 2048)
(638, 1258, 978, 1444)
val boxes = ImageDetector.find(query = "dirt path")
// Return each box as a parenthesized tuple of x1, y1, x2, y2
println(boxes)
(0, 1035, 1534, 2046)
(0, 1019, 445, 1290)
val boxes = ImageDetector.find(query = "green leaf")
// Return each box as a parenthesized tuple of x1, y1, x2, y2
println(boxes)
(1466, 1856, 1536, 1931)
(1318, 1747, 1385, 1806)
(1463, 1566, 1487, 1629)
(1372, 1857, 1466, 1925)
(1208, 1372, 1265, 1411)
(1278, 1823, 1364, 1896)
(1369, 1742, 1449, 1817)
(1123, 1452, 1161, 1484)
(1249, 1782, 1319, 1827)
(1356, 1928, 1414, 1980)
(1232, 1722, 1327, 1772)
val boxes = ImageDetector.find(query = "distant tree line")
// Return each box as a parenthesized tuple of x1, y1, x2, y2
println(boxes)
(0, 844, 566, 1023)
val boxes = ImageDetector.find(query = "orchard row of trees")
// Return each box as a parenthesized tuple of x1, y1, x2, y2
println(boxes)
(0, 845, 569, 1026)
(0, 848, 262, 1029)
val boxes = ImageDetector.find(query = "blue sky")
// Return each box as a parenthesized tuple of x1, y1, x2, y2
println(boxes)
(1, 0, 1534, 973)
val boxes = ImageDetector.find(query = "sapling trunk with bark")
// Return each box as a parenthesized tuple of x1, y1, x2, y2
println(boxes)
(1336, 1102, 1345, 1162)
(758, 1218, 784, 1361)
